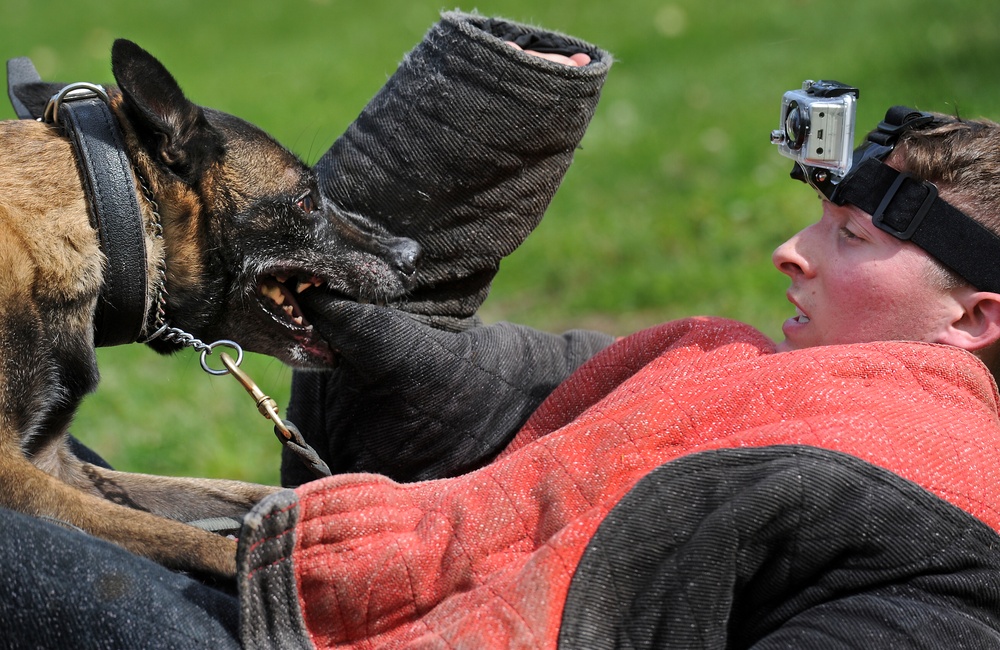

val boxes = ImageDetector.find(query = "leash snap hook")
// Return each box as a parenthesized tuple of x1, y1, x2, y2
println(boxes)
(215, 351, 328, 476)
(145, 326, 320, 471)
(216, 351, 293, 441)
(43, 82, 110, 125)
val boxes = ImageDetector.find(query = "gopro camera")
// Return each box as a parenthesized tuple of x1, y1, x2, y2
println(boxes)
(770, 80, 859, 179)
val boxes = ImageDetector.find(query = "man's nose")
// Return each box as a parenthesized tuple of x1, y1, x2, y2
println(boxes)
(772, 229, 813, 279)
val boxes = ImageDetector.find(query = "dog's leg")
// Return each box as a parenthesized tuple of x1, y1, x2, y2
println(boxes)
(0, 376, 251, 578)
(85, 466, 280, 521)
(34, 437, 279, 521)
(0, 450, 247, 579)
(0, 210, 264, 579)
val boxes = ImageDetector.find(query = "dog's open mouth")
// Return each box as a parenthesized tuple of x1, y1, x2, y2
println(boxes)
(257, 272, 347, 338)
(255, 271, 337, 365)
(257, 272, 324, 330)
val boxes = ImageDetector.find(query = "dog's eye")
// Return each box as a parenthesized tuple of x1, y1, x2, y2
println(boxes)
(296, 191, 316, 214)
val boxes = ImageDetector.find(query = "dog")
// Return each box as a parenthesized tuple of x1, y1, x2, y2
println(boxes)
(0, 39, 420, 579)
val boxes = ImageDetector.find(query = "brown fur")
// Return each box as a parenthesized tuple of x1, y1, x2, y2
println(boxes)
(0, 40, 420, 579)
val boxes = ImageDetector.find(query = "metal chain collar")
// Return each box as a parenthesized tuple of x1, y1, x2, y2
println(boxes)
(134, 169, 169, 336)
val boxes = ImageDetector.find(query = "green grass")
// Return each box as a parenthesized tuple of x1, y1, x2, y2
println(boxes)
(3, 0, 1000, 484)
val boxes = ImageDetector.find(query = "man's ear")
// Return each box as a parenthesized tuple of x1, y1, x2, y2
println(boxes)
(938, 291, 1000, 351)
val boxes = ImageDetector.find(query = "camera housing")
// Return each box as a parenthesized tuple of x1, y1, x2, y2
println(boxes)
(770, 80, 859, 179)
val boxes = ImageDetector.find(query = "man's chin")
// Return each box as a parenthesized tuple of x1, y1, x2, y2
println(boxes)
(774, 330, 809, 352)
(775, 339, 797, 352)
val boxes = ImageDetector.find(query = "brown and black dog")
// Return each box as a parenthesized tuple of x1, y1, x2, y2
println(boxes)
(0, 39, 419, 579)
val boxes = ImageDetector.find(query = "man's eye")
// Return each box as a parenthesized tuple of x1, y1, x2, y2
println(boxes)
(296, 191, 316, 214)
(840, 227, 860, 240)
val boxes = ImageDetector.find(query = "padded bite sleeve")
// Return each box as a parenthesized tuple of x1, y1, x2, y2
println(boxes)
(313, 10, 612, 322)
(282, 14, 612, 484)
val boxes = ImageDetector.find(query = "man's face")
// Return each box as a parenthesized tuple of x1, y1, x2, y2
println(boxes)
(772, 199, 961, 352)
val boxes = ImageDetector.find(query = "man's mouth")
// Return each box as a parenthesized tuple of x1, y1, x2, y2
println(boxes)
(785, 291, 811, 325)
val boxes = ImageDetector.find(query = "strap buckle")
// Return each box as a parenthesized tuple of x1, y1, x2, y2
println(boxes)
(871, 171, 939, 240)
(42, 82, 110, 125)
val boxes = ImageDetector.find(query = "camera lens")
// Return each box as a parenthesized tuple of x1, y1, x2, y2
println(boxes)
(784, 101, 807, 150)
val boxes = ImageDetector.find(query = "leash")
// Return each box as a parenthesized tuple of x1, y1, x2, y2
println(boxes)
(218, 352, 333, 479)
(149, 326, 332, 480)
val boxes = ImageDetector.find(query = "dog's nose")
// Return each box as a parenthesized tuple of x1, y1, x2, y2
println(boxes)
(387, 237, 421, 275)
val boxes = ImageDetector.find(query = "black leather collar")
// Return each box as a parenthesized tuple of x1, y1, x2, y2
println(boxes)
(8, 58, 150, 346)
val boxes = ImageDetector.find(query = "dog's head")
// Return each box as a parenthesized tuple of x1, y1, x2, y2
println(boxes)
(101, 39, 419, 368)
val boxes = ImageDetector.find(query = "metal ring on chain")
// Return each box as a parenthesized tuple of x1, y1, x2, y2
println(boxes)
(199, 339, 245, 375)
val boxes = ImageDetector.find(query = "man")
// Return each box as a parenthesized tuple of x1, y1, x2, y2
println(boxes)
(263, 51, 1000, 649)
(251, 65, 1000, 650)
(283, 112, 1000, 486)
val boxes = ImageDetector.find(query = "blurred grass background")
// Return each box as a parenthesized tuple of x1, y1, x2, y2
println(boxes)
(3, 0, 999, 485)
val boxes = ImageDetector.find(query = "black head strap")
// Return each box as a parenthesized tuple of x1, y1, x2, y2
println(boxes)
(866, 105, 934, 146)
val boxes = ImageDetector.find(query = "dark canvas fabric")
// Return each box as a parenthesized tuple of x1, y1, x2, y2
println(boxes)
(560, 445, 1000, 649)
(285, 299, 613, 484)
(0, 507, 240, 650)
(311, 10, 612, 322)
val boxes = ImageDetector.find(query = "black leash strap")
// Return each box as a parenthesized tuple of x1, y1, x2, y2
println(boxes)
(44, 84, 149, 346)
(276, 419, 332, 479)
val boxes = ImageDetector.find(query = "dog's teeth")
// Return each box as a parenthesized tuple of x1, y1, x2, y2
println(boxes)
(282, 304, 294, 316)
(296, 281, 312, 294)
(260, 284, 282, 303)
(292, 315, 304, 326)
(275, 272, 290, 283)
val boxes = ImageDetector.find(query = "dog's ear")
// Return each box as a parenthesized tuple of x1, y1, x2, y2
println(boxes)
(110, 39, 223, 183)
